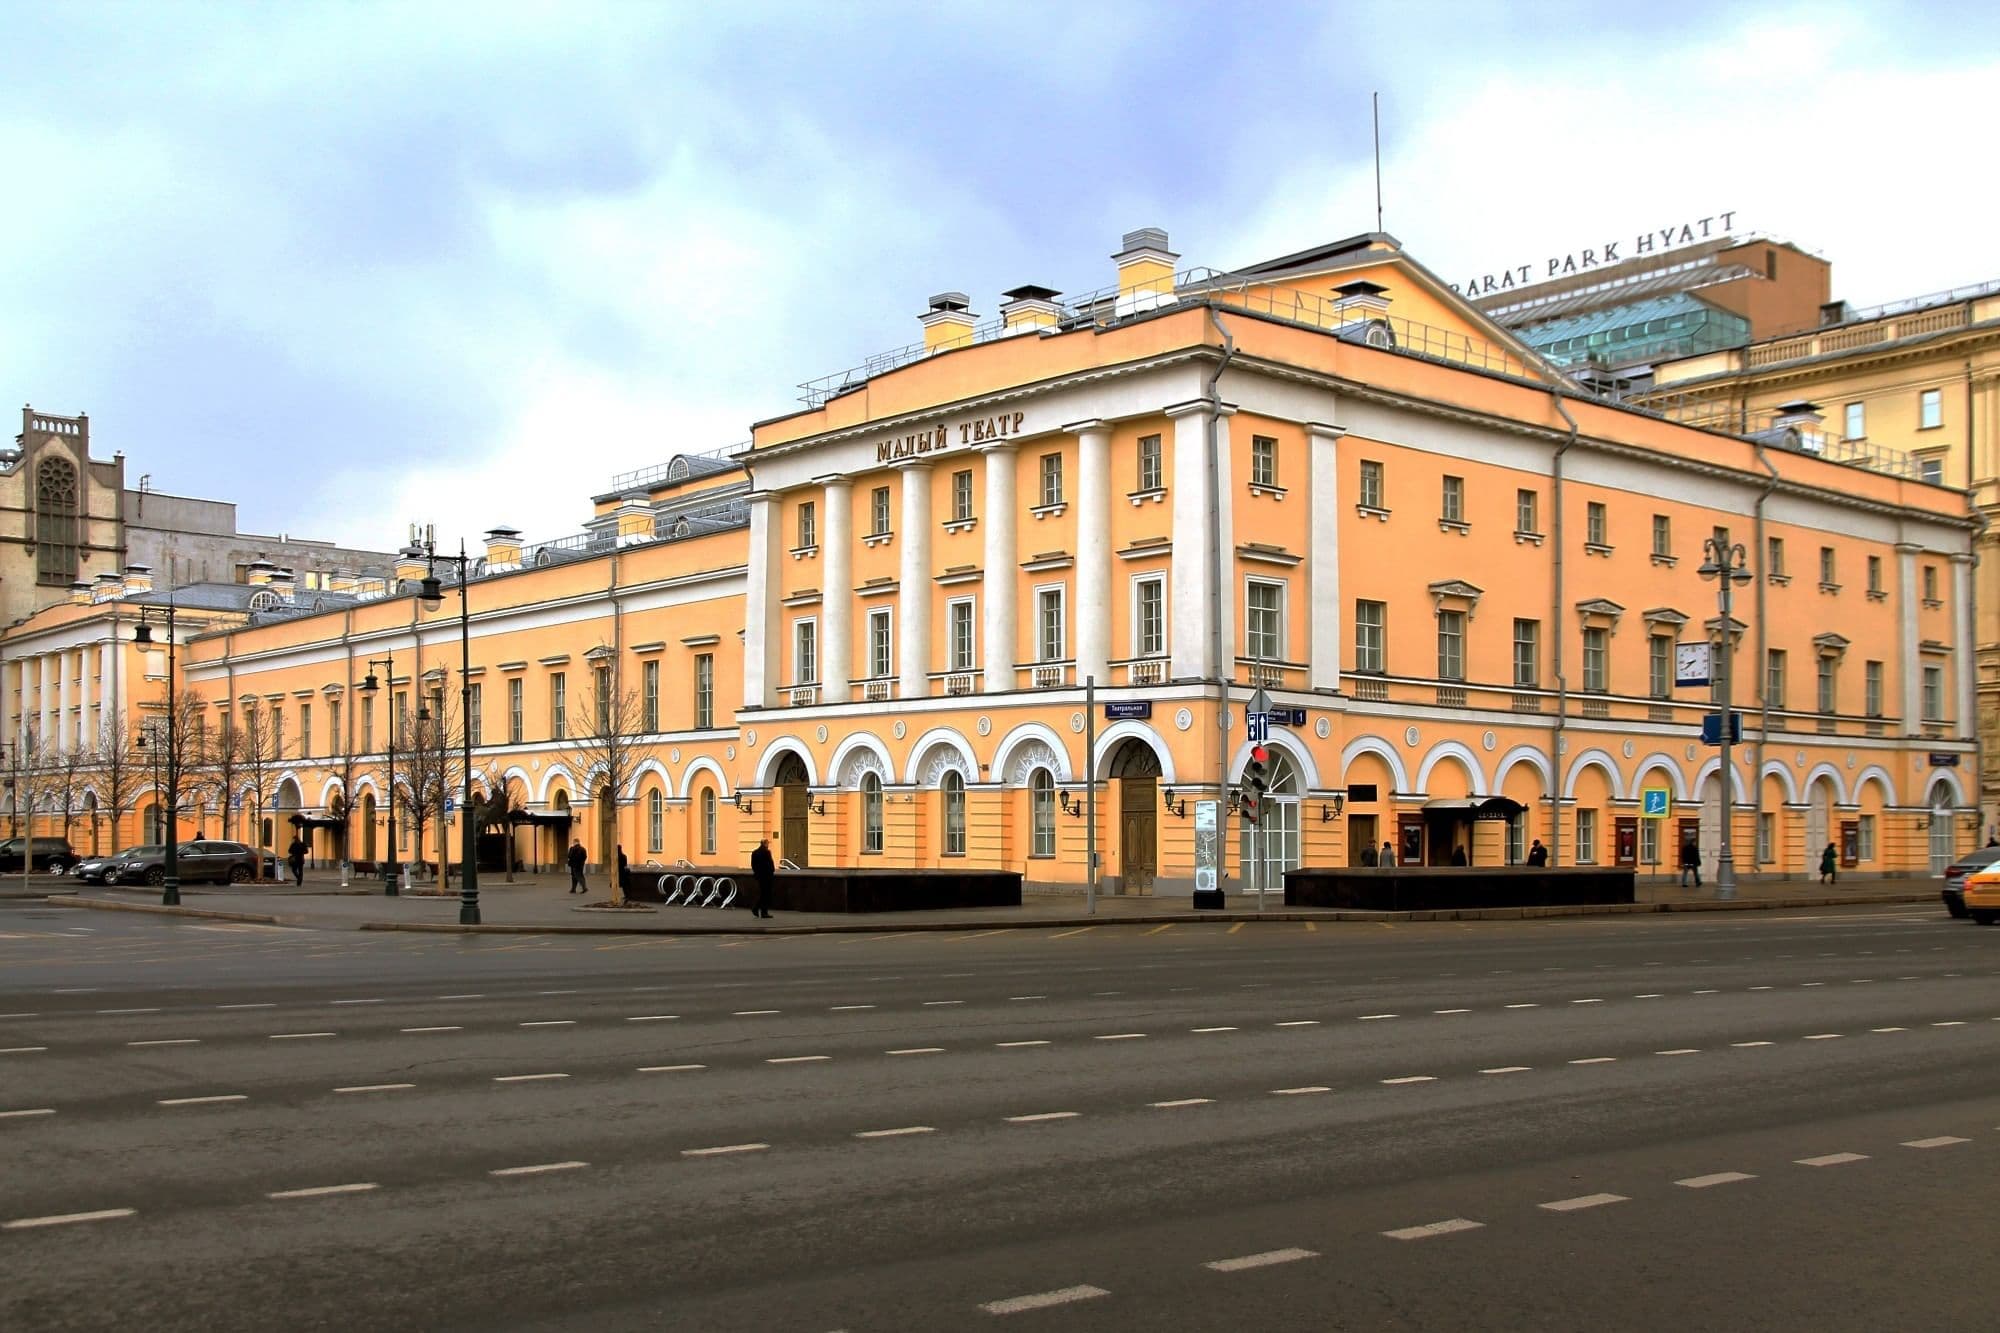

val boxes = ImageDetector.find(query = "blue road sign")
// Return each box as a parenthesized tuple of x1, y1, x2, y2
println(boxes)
(1246, 713, 1270, 743)
(1640, 788, 1670, 818)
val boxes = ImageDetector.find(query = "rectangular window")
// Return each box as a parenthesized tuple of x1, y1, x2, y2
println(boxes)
(507, 679, 523, 745)
(1845, 402, 1865, 440)
(1649, 635, 1671, 698)
(1820, 546, 1837, 586)
(1867, 554, 1882, 593)
(1441, 475, 1464, 524)
(1251, 436, 1278, 488)
(952, 468, 973, 522)
(592, 664, 611, 733)
(1865, 660, 1884, 717)
(1923, 564, 1938, 601)
(1513, 619, 1540, 688)
(1855, 814, 1875, 862)
(641, 661, 659, 732)
(1515, 488, 1538, 535)
(1586, 501, 1607, 547)
(870, 485, 891, 536)
(1920, 387, 1942, 430)
(1039, 452, 1063, 507)
(391, 691, 406, 747)
(1038, 587, 1065, 662)
(1923, 664, 1945, 721)
(1816, 657, 1836, 713)
(549, 673, 566, 740)
(1766, 650, 1786, 708)
(1711, 524, 1729, 552)
(1137, 434, 1162, 491)
(1639, 819, 1658, 869)
(1359, 459, 1384, 510)
(868, 608, 892, 680)
(1436, 609, 1465, 681)
(1767, 536, 1785, 577)
(794, 620, 817, 685)
(693, 654, 714, 729)
(329, 698, 342, 755)
(1651, 514, 1671, 557)
(1920, 457, 1943, 485)
(1354, 600, 1386, 673)
(272, 706, 284, 759)
(701, 789, 716, 856)
(796, 501, 816, 550)
(298, 704, 311, 760)
(1576, 808, 1598, 865)
(1582, 626, 1608, 692)
(466, 683, 482, 746)
(949, 599, 975, 672)
(1136, 576, 1165, 658)
(1246, 581, 1284, 662)
(1757, 812, 1774, 864)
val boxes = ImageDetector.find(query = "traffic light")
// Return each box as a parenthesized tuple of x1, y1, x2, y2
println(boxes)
(1241, 744, 1270, 824)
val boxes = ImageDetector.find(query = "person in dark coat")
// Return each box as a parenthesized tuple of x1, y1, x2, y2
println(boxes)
(566, 838, 588, 894)
(1819, 842, 1838, 885)
(1379, 839, 1395, 868)
(749, 837, 776, 919)
(286, 835, 308, 887)
(1449, 845, 1469, 866)
(1525, 839, 1549, 867)
(1357, 844, 1377, 867)
(616, 845, 629, 895)
(1679, 839, 1702, 888)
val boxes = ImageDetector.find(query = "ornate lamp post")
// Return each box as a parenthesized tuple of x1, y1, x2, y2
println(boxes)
(131, 596, 184, 906)
(420, 539, 480, 925)
(1698, 536, 1754, 899)
(359, 652, 399, 896)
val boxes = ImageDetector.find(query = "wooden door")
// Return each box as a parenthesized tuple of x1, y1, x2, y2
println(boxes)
(781, 784, 809, 869)
(1120, 777, 1156, 893)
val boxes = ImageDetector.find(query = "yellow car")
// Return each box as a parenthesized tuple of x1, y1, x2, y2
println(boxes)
(1961, 866, 2000, 925)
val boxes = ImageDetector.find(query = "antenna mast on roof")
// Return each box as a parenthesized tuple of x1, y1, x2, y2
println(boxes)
(1372, 91, 1384, 233)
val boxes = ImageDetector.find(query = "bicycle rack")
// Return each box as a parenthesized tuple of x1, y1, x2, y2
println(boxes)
(713, 876, 738, 909)
(656, 873, 680, 902)
(664, 874, 696, 905)
(695, 875, 719, 906)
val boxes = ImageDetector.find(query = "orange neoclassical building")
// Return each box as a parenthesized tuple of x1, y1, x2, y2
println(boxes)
(0, 227, 1980, 891)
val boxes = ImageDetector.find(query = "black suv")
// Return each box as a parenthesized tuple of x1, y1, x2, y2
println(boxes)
(0, 837, 77, 874)
(104, 840, 263, 886)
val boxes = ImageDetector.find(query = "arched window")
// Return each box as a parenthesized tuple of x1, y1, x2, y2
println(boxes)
(647, 790, 664, 852)
(35, 457, 79, 586)
(860, 772, 883, 854)
(1029, 769, 1055, 858)
(699, 788, 717, 856)
(940, 770, 966, 857)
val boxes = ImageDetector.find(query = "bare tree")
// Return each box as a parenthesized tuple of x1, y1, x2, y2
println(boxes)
(137, 689, 208, 846)
(476, 760, 525, 881)
(232, 702, 283, 855)
(565, 659, 659, 901)
(401, 685, 465, 880)
(91, 712, 144, 855)
(42, 739, 94, 853)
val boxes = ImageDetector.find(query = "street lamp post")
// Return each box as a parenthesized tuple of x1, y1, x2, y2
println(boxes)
(131, 597, 184, 906)
(359, 653, 399, 896)
(1698, 536, 1754, 899)
(420, 539, 480, 925)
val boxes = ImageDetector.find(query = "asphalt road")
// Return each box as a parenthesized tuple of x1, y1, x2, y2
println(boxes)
(2, 901, 1996, 1331)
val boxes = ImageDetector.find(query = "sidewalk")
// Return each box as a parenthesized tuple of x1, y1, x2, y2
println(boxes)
(38, 868, 1947, 934)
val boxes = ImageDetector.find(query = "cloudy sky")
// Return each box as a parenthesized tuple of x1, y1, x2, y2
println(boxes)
(4, 1, 1996, 554)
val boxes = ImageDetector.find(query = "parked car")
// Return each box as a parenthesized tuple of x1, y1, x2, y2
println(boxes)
(0, 836, 77, 875)
(1939, 845, 2000, 918)
(104, 840, 264, 886)
(72, 845, 165, 885)
(1962, 865, 2000, 925)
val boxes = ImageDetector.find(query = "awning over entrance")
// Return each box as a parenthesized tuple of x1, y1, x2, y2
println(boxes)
(509, 810, 574, 829)
(287, 813, 345, 830)
(1423, 796, 1526, 821)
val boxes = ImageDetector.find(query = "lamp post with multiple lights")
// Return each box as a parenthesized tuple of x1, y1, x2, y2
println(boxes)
(1697, 535, 1754, 899)
(420, 539, 481, 925)
(131, 597, 184, 906)
(359, 652, 399, 895)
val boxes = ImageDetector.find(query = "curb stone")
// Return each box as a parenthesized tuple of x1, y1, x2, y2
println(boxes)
(42, 897, 290, 926)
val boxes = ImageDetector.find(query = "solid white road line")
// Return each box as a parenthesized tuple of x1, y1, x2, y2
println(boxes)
(1271, 1086, 1331, 1096)
(980, 1285, 1109, 1315)
(682, 1143, 767, 1156)
(158, 1094, 247, 1106)
(1005, 1112, 1079, 1123)
(1677, 1172, 1756, 1189)
(490, 1161, 588, 1176)
(268, 1183, 379, 1199)
(269, 1032, 335, 1040)
(1381, 1076, 1436, 1085)
(1540, 1193, 1627, 1212)
(1903, 1136, 1970, 1149)
(1383, 1219, 1483, 1241)
(1796, 1152, 1869, 1166)
(493, 1073, 569, 1083)
(0, 1108, 56, 1119)
(127, 1039, 200, 1047)
(1205, 1247, 1317, 1270)
(401, 1026, 462, 1033)
(1481, 1066, 1532, 1075)
(1150, 1099, 1214, 1108)
(887, 1047, 944, 1056)
(855, 1126, 935, 1138)
(3, 1208, 135, 1230)
(334, 1084, 414, 1094)
(637, 1064, 706, 1073)
(767, 1055, 830, 1064)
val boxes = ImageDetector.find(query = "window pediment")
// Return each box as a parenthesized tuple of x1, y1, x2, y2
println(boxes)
(1574, 597, 1624, 629)
(1812, 632, 1850, 657)
(1430, 579, 1484, 618)
(1641, 606, 1688, 628)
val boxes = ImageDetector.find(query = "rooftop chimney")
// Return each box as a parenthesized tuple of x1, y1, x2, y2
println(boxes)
(1819, 300, 1851, 327)
(68, 581, 91, 606)
(326, 570, 357, 595)
(244, 558, 279, 586)
(1000, 285, 1063, 335)
(921, 292, 978, 354)
(394, 545, 428, 588)
(1772, 399, 1824, 429)
(122, 564, 153, 597)
(268, 567, 297, 602)
(1112, 227, 1178, 304)
(615, 491, 655, 545)
(1333, 279, 1392, 321)
(92, 572, 123, 603)
(484, 526, 523, 572)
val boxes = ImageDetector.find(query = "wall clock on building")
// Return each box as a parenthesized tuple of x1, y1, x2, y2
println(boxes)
(1673, 641, 1712, 688)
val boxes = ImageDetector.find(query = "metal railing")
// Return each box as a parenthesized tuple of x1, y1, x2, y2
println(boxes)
(609, 443, 744, 492)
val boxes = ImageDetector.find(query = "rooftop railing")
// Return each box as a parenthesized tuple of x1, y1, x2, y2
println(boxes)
(608, 443, 745, 492)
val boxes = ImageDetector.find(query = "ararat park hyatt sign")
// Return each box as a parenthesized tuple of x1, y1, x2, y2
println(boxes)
(1452, 211, 1740, 297)
(874, 410, 1027, 463)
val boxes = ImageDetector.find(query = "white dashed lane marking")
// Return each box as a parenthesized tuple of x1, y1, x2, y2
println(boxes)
(1150, 1099, 1214, 1109)
(268, 1182, 378, 1200)
(1358, 1014, 1398, 1021)
(1797, 1153, 1869, 1167)
(733, 1010, 780, 1016)
(1540, 1193, 1627, 1212)
(158, 1094, 246, 1106)
(0, 1047, 48, 1054)
(1275, 1020, 1319, 1027)
(1732, 1041, 1775, 1047)
(637, 1063, 704, 1073)
(1095, 1033, 1146, 1041)
(1381, 1076, 1435, 1085)
(1383, 1218, 1484, 1241)
(1271, 1086, 1330, 1096)
(0, 1108, 55, 1119)
(334, 1084, 413, 1094)
(1677, 1172, 1756, 1189)
(490, 1161, 588, 1177)
(1903, 1137, 1969, 1149)
(1569, 1057, 1617, 1065)
(493, 1073, 569, 1083)
(402, 1026, 462, 1033)
(519, 1021, 575, 1028)
(980, 1285, 1110, 1315)
(1005, 1112, 1079, 1123)
(1205, 1247, 1317, 1271)
(767, 1055, 830, 1064)
(127, 1039, 199, 1047)
(886, 1048, 943, 1056)
(1191, 1026, 1238, 1034)
(269, 1032, 335, 1041)
(2, 1208, 135, 1230)
(1656, 1048, 1701, 1056)
(682, 1143, 768, 1157)
(855, 1126, 935, 1139)
(1481, 1066, 1532, 1075)
(996, 1040, 1050, 1048)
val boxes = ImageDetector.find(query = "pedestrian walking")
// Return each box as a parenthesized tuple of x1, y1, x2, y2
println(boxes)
(1819, 841, 1838, 885)
(1379, 839, 1396, 868)
(567, 838, 588, 894)
(286, 834, 308, 888)
(1525, 839, 1548, 867)
(1679, 839, 1702, 888)
(616, 845, 629, 896)
(750, 836, 776, 919)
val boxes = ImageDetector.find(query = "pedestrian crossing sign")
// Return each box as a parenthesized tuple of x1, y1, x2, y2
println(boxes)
(1640, 787, 1670, 818)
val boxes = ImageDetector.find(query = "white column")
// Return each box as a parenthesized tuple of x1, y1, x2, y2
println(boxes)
(1306, 422, 1347, 691)
(898, 464, 933, 700)
(742, 492, 783, 711)
(1167, 402, 1216, 679)
(981, 442, 1018, 693)
(77, 645, 93, 750)
(56, 650, 72, 754)
(37, 654, 52, 750)
(1072, 420, 1112, 688)
(1953, 552, 1976, 739)
(819, 477, 853, 704)
(1896, 542, 1921, 732)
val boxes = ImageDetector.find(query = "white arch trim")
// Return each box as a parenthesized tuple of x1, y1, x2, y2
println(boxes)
(1414, 740, 1488, 797)
(1850, 764, 1898, 807)
(351, 776, 382, 802)
(1925, 768, 1968, 808)
(1492, 745, 1554, 794)
(991, 721, 1076, 785)
(905, 726, 979, 786)
(755, 737, 820, 789)
(1692, 756, 1749, 802)
(1561, 748, 1626, 801)
(1629, 752, 1689, 803)
(1340, 735, 1410, 794)
(1090, 720, 1178, 784)
(1799, 762, 1849, 807)
(829, 732, 895, 787)
(538, 763, 579, 804)
(1757, 761, 1799, 805)
(315, 776, 348, 809)
(273, 774, 305, 806)
(1227, 728, 1320, 789)
(624, 757, 672, 801)
(678, 756, 730, 799)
